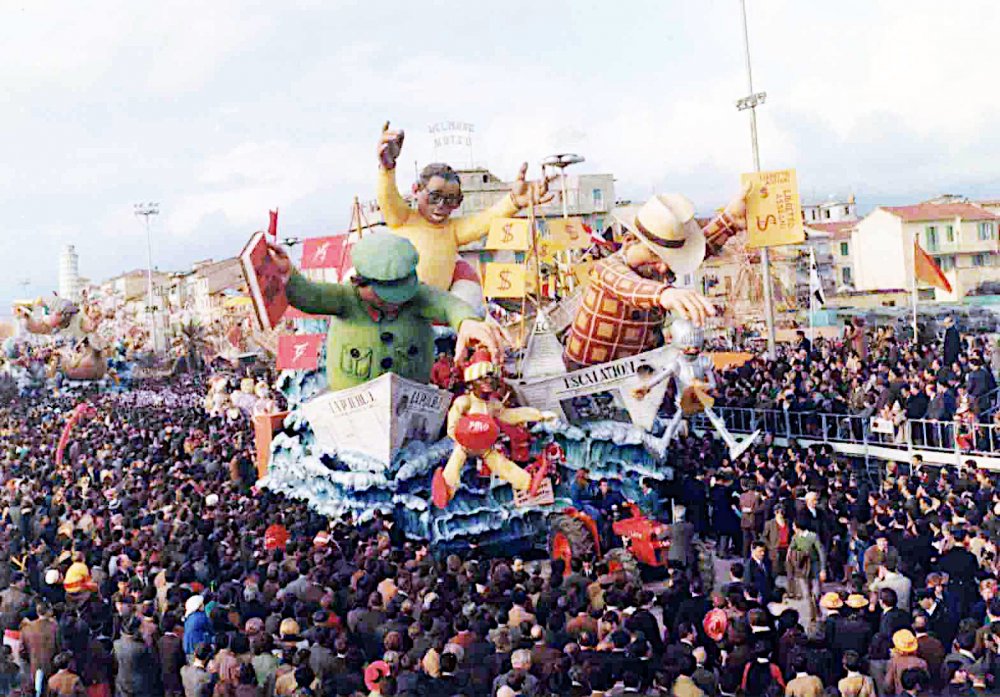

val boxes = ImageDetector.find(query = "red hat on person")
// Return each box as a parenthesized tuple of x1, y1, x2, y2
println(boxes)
(703, 608, 728, 642)
(463, 347, 495, 383)
(364, 660, 391, 692)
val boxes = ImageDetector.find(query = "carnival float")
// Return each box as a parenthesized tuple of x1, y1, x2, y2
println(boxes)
(247, 120, 786, 571)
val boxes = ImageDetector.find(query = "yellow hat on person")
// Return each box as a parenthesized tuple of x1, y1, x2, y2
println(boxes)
(893, 629, 918, 653)
(845, 594, 869, 609)
(279, 618, 301, 638)
(819, 592, 844, 610)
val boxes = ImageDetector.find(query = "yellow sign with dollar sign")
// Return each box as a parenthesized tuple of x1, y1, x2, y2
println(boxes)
(482, 263, 528, 298)
(485, 218, 531, 251)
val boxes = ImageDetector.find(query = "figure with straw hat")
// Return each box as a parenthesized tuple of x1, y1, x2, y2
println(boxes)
(885, 629, 928, 696)
(564, 187, 750, 369)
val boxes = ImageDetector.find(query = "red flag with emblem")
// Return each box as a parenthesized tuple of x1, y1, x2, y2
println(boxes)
(276, 334, 324, 371)
(301, 236, 347, 270)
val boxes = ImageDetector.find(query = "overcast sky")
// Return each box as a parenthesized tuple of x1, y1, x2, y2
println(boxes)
(3, 0, 1000, 310)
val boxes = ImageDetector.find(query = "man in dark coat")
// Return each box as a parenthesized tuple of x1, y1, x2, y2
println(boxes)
(114, 616, 161, 697)
(938, 529, 980, 617)
(943, 316, 961, 366)
(744, 541, 773, 604)
(158, 617, 185, 697)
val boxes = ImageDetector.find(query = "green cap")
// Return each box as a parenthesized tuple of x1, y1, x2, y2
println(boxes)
(352, 232, 420, 304)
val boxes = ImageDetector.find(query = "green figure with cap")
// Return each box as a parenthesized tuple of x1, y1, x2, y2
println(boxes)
(267, 233, 503, 391)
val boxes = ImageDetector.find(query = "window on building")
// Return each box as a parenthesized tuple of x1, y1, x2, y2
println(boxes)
(946, 225, 954, 243)
(594, 217, 605, 232)
(979, 221, 995, 240)
(840, 242, 849, 257)
(824, 209, 831, 219)
(940, 255, 956, 271)
(592, 188, 604, 211)
(811, 210, 817, 220)
(973, 253, 992, 267)
(844, 206, 850, 216)
(842, 267, 852, 284)
(926, 226, 939, 251)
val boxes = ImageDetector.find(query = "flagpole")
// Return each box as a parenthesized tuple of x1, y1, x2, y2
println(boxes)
(911, 231, 919, 343)
(808, 246, 815, 346)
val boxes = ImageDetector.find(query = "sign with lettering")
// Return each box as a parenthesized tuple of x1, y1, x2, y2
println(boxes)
(741, 169, 805, 248)
(510, 346, 675, 431)
(301, 373, 450, 465)
(485, 218, 531, 251)
(428, 121, 475, 149)
(482, 263, 527, 298)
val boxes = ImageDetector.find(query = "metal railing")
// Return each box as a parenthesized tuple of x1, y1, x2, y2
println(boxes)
(692, 406, 1000, 458)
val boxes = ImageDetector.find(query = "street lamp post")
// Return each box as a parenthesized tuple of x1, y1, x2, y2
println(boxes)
(134, 202, 160, 352)
(737, 0, 777, 359)
(542, 154, 585, 295)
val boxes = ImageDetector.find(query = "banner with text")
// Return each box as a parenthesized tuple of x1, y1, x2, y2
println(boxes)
(741, 169, 805, 248)
(511, 346, 674, 432)
(301, 373, 450, 465)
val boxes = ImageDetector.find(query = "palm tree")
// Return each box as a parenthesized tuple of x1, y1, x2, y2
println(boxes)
(178, 319, 211, 373)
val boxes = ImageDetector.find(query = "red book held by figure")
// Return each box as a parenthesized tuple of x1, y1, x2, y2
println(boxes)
(240, 231, 289, 331)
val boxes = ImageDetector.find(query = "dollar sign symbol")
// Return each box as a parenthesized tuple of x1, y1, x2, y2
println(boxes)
(501, 223, 514, 244)
(756, 214, 777, 231)
(498, 270, 512, 291)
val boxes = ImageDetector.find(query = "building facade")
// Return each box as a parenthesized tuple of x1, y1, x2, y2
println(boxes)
(802, 195, 857, 224)
(851, 202, 1000, 301)
(807, 221, 857, 290)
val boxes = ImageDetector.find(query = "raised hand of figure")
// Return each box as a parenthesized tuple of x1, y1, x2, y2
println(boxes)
(723, 180, 753, 231)
(378, 121, 405, 170)
(658, 288, 717, 326)
(455, 320, 506, 367)
(265, 242, 294, 284)
(510, 163, 558, 208)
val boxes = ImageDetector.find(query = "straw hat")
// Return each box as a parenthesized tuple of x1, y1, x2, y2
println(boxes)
(612, 194, 706, 276)
(893, 629, 918, 653)
(820, 592, 844, 610)
(279, 618, 301, 638)
(845, 594, 869, 610)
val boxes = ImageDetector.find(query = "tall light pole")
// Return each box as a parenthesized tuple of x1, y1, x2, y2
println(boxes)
(737, 0, 777, 359)
(542, 154, 585, 295)
(134, 202, 160, 352)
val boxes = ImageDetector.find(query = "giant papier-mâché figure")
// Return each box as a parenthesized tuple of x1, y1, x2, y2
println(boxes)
(267, 232, 504, 392)
(432, 348, 557, 509)
(376, 122, 556, 307)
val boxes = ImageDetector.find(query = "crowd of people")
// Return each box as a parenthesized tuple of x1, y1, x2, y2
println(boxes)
(1, 322, 1000, 697)
(712, 322, 999, 451)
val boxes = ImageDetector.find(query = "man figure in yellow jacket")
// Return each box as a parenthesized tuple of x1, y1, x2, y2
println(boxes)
(377, 123, 555, 306)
